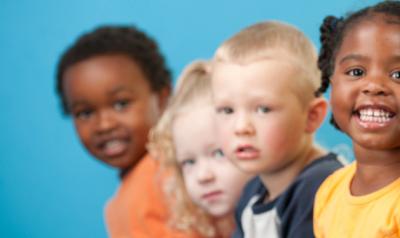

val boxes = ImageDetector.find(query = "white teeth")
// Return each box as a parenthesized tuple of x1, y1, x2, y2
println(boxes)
(359, 108, 392, 123)
(104, 140, 123, 149)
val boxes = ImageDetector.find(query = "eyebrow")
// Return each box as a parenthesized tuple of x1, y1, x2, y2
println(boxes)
(69, 100, 89, 111)
(338, 54, 367, 64)
(109, 86, 134, 95)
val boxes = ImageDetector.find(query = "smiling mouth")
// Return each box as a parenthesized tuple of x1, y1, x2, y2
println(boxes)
(99, 139, 128, 157)
(355, 107, 395, 123)
(353, 106, 396, 128)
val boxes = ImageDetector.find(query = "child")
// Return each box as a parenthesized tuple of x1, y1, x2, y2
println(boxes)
(149, 61, 252, 238)
(211, 21, 343, 237)
(314, 1, 400, 237)
(56, 25, 192, 237)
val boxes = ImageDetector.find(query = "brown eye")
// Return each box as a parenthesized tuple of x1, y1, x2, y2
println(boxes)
(113, 100, 130, 111)
(74, 109, 93, 120)
(346, 68, 364, 77)
(390, 71, 400, 82)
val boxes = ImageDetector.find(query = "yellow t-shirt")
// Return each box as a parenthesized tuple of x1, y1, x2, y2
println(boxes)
(314, 162, 400, 238)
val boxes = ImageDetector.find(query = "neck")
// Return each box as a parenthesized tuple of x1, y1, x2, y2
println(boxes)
(351, 144, 400, 196)
(259, 143, 324, 201)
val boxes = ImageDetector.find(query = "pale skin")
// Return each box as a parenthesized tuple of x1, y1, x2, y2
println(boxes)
(173, 100, 251, 237)
(330, 15, 400, 196)
(212, 57, 328, 201)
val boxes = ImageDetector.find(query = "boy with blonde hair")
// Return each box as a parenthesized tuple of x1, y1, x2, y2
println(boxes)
(211, 21, 343, 237)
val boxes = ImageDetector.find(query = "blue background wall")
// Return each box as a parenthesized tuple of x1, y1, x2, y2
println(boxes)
(0, 0, 379, 237)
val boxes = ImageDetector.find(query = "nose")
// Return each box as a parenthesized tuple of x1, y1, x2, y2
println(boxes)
(96, 109, 118, 133)
(234, 112, 255, 136)
(196, 160, 215, 184)
(361, 75, 390, 96)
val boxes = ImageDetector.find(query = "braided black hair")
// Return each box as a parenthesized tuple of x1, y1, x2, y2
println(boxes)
(316, 0, 400, 130)
(56, 25, 171, 115)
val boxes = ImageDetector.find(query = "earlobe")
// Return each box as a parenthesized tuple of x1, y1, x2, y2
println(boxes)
(305, 97, 328, 133)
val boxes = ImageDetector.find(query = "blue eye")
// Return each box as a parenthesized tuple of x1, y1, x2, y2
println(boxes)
(212, 149, 225, 159)
(390, 70, 400, 82)
(74, 109, 93, 120)
(346, 68, 364, 77)
(113, 100, 130, 111)
(180, 158, 196, 169)
(217, 107, 233, 114)
(256, 106, 270, 114)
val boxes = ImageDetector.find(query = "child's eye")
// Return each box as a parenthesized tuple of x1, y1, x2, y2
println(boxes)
(256, 106, 270, 114)
(113, 100, 130, 111)
(216, 107, 234, 114)
(212, 148, 225, 159)
(390, 70, 400, 82)
(180, 158, 196, 169)
(346, 68, 365, 77)
(74, 109, 93, 120)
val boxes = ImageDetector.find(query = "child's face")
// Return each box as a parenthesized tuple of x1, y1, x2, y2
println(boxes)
(212, 59, 310, 175)
(173, 103, 250, 217)
(331, 17, 400, 150)
(63, 54, 166, 169)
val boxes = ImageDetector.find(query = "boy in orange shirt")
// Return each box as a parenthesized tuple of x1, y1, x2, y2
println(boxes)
(56, 25, 196, 237)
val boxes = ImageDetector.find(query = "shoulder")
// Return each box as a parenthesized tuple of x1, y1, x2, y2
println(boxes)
(289, 153, 344, 196)
(275, 153, 344, 214)
(300, 153, 344, 182)
(316, 161, 355, 199)
(108, 153, 162, 206)
(314, 162, 355, 219)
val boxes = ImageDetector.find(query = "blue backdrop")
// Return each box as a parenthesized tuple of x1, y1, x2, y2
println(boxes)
(0, 0, 379, 237)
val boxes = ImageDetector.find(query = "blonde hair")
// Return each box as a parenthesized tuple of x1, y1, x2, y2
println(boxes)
(148, 60, 218, 237)
(213, 21, 321, 104)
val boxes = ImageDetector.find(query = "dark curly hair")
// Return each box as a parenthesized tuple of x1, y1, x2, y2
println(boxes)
(56, 25, 172, 115)
(316, 0, 400, 130)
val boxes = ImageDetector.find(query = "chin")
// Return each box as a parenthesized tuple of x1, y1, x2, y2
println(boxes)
(207, 207, 231, 218)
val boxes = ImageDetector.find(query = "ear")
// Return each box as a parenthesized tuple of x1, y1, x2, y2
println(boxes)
(305, 97, 328, 133)
(157, 85, 171, 112)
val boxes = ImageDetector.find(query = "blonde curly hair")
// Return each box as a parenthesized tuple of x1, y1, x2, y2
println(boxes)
(148, 60, 219, 237)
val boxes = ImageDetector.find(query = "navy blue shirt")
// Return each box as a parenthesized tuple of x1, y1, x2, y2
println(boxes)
(233, 153, 343, 238)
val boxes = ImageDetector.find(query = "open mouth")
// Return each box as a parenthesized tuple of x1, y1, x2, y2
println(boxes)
(355, 107, 395, 123)
(353, 106, 396, 128)
(235, 145, 260, 160)
(98, 139, 128, 157)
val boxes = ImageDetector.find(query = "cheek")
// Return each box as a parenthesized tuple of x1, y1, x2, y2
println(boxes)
(259, 124, 284, 147)
(74, 121, 91, 145)
(182, 173, 201, 202)
(216, 121, 232, 144)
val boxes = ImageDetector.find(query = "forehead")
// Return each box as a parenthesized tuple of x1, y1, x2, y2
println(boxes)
(172, 105, 217, 153)
(212, 59, 300, 100)
(337, 16, 400, 62)
(63, 55, 151, 100)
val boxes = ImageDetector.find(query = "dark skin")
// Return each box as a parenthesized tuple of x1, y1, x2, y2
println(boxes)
(330, 15, 400, 196)
(63, 54, 169, 174)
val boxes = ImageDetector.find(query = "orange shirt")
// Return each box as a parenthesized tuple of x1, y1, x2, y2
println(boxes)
(105, 154, 201, 238)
